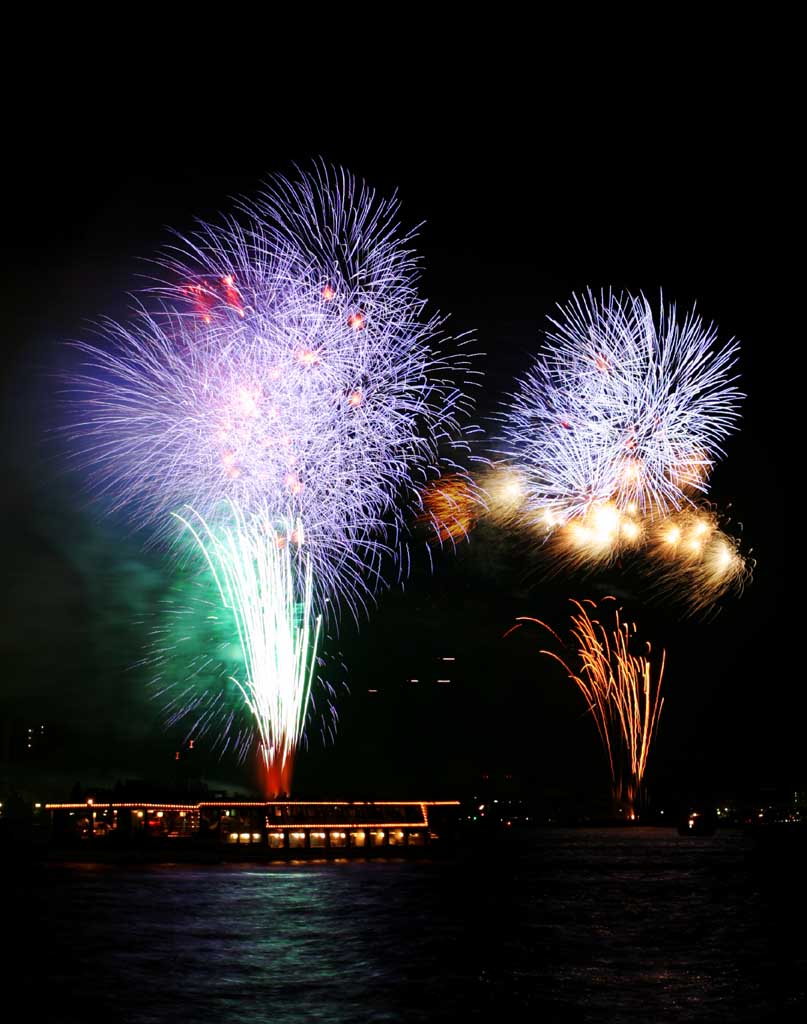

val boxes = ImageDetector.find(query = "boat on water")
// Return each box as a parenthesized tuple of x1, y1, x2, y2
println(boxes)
(30, 798, 462, 862)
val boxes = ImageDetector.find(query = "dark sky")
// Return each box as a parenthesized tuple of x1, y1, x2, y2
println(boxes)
(0, 94, 796, 807)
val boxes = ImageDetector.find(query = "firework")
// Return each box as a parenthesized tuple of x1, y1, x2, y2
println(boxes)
(517, 598, 665, 817)
(70, 303, 474, 617)
(416, 473, 482, 544)
(494, 491, 751, 615)
(478, 462, 531, 529)
(536, 500, 646, 573)
(646, 509, 752, 616)
(168, 505, 320, 798)
(499, 290, 742, 521)
(151, 538, 342, 784)
(69, 164, 477, 792)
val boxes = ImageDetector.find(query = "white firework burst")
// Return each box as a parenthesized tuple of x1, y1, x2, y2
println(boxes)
(500, 289, 742, 520)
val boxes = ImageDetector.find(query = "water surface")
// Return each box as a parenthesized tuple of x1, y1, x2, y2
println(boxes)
(7, 828, 806, 1022)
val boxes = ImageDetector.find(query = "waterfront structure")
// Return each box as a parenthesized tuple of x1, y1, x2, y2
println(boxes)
(44, 799, 459, 853)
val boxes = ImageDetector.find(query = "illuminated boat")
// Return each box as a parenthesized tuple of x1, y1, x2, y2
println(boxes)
(43, 799, 460, 857)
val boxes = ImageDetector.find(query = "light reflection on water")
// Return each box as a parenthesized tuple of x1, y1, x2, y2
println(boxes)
(8, 829, 807, 1023)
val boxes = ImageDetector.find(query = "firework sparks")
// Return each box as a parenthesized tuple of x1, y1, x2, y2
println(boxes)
(165, 506, 320, 796)
(494, 292, 749, 611)
(646, 509, 752, 616)
(517, 598, 665, 817)
(498, 289, 743, 520)
(69, 163, 478, 793)
(70, 297, 474, 618)
(545, 500, 646, 572)
(479, 463, 531, 529)
(417, 473, 482, 544)
(489, 488, 752, 614)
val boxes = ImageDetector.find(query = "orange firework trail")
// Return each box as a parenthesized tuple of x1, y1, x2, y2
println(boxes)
(517, 597, 665, 817)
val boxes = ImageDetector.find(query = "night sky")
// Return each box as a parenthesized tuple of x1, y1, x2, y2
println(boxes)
(0, 100, 795, 809)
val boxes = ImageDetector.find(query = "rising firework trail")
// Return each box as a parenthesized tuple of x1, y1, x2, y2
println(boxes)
(514, 597, 665, 817)
(68, 162, 478, 794)
(167, 505, 320, 798)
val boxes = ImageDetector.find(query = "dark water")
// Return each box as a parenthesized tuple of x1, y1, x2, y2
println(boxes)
(6, 828, 807, 1022)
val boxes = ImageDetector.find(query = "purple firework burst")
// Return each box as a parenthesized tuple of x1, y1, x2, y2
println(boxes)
(69, 164, 478, 617)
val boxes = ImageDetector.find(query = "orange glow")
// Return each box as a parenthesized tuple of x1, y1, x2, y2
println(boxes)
(670, 450, 711, 495)
(549, 501, 644, 570)
(620, 458, 643, 483)
(645, 509, 751, 613)
(591, 502, 620, 536)
(347, 390, 363, 408)
(417, 474, 480, 543)
(298, 349, 320, 366)
(321, 285, 335, 301)
(261, 753, 294, 799)
(347, 312, 364, 330)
